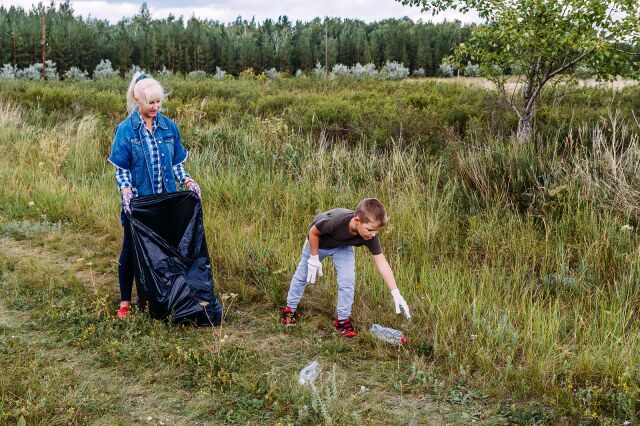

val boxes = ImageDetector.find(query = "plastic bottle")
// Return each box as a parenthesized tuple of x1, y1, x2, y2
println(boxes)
(299, 360, 322, 385)
(371, 324, 407, 346)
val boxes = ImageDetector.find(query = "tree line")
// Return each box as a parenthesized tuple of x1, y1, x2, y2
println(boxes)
(0, 1, 474, 77)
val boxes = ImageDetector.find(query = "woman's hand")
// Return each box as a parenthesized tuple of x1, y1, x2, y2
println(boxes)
(185, 179, 201, 199)
(121, 189, 134, 216)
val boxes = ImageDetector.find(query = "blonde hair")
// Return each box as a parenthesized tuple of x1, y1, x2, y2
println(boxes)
(355, 198, 389, 226)
(126, 71, 165, 113)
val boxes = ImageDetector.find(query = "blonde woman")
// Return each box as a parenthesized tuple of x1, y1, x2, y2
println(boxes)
(108, 72, 201, 319)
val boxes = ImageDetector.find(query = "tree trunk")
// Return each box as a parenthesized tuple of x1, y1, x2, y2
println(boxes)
(12, 31, 16, 65)
(517, 80, 537, 143)
(517, 108, 533, 143)
(41, 13, 46, 80)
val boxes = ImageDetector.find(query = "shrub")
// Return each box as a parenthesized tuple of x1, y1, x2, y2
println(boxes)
(93, 59, 118, 80)
(313, 62, 326, 78)
(1, 63, 17, 80)
(295, 69, 304, 77)
(331, 63, 350, 77)
(213, 67, 226, 81)
(412, 68, 426, 77)
(156, 66, 173, 78)
(438, 63, 454, 78)
(464, 62, 480, 77)
(265, 68, 279, 80)
(380, 61, 409, 80)
(574, 64, 593, 79)
(64, 67, 89, 81)
(239, 68, 256, 79)
(17, 60, 59, 80)
(187, 70, 207, 80)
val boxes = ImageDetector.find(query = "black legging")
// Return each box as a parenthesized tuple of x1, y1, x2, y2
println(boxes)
(118, 215, 135, 302)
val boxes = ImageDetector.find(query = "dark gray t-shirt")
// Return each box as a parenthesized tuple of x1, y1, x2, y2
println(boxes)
(309, 208, 383, 255)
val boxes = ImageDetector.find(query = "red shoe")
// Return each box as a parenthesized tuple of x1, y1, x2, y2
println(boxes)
(281, 307, 299, 325)
(334, 317, 357, 337)
(116, 306, 129, 319)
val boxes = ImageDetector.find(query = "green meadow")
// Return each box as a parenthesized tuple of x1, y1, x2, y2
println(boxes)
(1, 76, 639, 424)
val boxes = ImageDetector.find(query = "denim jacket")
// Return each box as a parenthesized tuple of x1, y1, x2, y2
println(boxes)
(108, 108, 188, 197)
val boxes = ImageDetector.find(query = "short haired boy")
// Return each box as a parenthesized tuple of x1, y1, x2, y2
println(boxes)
(281, 198, 411, 337)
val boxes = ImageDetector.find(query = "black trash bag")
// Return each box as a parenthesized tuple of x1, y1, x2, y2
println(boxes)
(129, 191, 222, 326)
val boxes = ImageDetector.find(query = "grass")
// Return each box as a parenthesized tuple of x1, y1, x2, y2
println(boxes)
(1, 77, 639, 423)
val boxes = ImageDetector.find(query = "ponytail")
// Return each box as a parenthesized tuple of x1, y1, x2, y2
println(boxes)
(126, 71, 142, 113)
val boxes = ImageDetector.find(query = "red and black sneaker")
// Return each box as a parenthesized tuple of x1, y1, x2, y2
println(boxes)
(334, 317, 357, 338)
(281, 307, 299, 325)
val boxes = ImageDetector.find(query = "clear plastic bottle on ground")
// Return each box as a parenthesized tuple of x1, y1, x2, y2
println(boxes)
(371, 324, 407, 346)
(299, 360, 322, 385)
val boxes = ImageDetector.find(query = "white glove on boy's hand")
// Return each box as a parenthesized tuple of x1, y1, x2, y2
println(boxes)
(306, 254, 323, 284)
(391, 288, 411, 319)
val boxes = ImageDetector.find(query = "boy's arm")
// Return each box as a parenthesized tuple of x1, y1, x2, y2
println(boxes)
(372, 254, 411, 319)
(308, 225, 321, 255)
(306, 225, 323, 283)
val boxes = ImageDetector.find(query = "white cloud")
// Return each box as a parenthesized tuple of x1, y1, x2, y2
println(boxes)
(1, 0, 482, 24)
(71, 1, 140, 22)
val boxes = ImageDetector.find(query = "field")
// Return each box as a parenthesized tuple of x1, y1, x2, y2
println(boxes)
(1, 76, 640, 424)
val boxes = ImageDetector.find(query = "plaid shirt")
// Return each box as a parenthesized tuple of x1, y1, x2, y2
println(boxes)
(115, 114, 191, 192)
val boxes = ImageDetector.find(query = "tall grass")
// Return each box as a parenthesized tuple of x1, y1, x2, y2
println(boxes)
(1, 79, 640, 422)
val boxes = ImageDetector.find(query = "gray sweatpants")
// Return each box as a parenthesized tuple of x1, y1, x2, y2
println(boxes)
(286, 241, 356, 320)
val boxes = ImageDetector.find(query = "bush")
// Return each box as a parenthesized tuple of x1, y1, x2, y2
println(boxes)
(295, 69, 304, 77)
(213, 67, 226, 81)
(464, 62, 480, 77)
(1, 63, 17, 80)
(125, 65, 144, 79)
(574, 64, 593, 79)
(239, 68, 256, 79)
(330, 63, 349, 77)
(313, 62, 326, 78)
(93, 59, 118, 80)
(412, 68, 426, 77)
(156, 66, 173, 78)
(438, 63, 454, 78)
(64, 67, 89, 81)
(380, 61, 409, 80)
(17, 60, 59, 81)
(187, 70, 207, 80)
(265, 68, 279, 80)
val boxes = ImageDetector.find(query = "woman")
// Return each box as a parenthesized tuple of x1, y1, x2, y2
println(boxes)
(108, 72, 201, 319)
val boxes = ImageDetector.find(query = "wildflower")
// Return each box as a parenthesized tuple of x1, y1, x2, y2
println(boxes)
(28, 201, 35, 207)
(621, 225, 633, 232)
(360, 385, 367, 392)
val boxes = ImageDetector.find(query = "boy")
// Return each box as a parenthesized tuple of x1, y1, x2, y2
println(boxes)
(281, 198, 411, 337)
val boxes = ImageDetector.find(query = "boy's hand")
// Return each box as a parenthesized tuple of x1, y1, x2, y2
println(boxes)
(391, 288, 411, 319)
(306, 254, 323, 284)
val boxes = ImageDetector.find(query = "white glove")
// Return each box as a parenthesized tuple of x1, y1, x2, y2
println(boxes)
(306, 254, 323, 284)
(391, 288, 411, 319)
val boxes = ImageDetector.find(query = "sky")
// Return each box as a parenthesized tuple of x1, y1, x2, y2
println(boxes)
(0, 0, 481, 24)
